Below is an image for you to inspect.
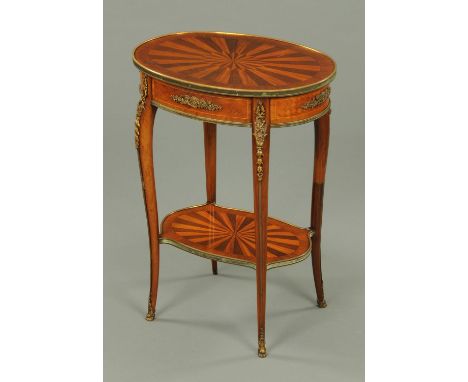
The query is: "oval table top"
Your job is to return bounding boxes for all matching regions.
[133,32,336,97]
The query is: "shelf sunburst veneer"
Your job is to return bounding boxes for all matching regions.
[159,204,312,270]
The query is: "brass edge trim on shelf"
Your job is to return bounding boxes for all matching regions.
[152,101,331,128]
[159,203,313,270]
[159,237,311,271]
[268,241,311,270]
[133,31,336,98]
[159,238,257,269]
[159,237,311,270]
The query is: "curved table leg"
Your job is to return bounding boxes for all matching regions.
[311,111,330,308]
[203,121,218,275]
[251,99,271,358]
[135,73,160,321]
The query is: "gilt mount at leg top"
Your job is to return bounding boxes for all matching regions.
[253,100,267,182]
[134,74,148,150]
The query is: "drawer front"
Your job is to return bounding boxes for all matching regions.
[151,79,251,125]
[270,86,331,126]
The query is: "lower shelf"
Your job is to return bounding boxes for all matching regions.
[159,204,312,270]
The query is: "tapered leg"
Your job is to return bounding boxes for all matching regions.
[203,122,218,275]
[135,73,160,321]
[251,99,271,358]
[310,111,330,308]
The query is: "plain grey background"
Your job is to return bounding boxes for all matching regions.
[104,0,363,381]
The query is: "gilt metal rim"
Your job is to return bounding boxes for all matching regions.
[133,31,336,98]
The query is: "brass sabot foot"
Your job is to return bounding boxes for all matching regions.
[317,299,327,308]
[145,311,155,321]
[258,338,267,358]
[258,328,267,358]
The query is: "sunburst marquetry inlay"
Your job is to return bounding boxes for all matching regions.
[160,205,311,268]
[134,32,335,95]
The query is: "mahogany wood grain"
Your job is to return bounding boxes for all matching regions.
[151,78,251,125]
[310,111,330,308]
[159,204,310,268]
[137,72,160,321]
[203,122,218,275]
[251,98,271,357]
[151,76,330,127]
[134,32,335,97]
[270,86,330,126]
[133,31,336,359]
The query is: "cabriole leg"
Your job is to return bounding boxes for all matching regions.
[135,73,160,321]
[311,111,330,308]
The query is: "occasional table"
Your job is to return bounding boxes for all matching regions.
[132,32,336,358]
